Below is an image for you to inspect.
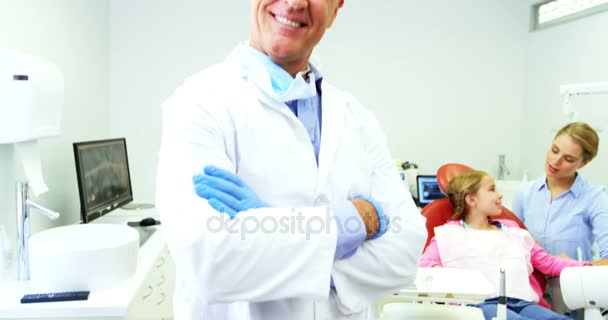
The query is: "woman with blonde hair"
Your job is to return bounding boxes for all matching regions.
[513,122,608,262]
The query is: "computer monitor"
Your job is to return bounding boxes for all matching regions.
[417,175,446,207]
[73,138,133,223]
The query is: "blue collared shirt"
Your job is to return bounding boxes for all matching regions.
[284,71,365,260]
[284,78,322,164]
[512,174,608,260]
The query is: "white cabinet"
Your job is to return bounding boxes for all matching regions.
[0,209,176,320]
[126,247,175,320]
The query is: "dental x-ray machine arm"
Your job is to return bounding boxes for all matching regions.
[560,266,608,320]
[560,82,608,121]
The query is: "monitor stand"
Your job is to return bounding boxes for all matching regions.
[121,202,155,210]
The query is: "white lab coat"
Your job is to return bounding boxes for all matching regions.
[156,44,427,320]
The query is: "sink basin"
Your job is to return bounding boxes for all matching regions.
[28,224,139,291]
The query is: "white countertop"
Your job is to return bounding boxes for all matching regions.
[0,208,165,319]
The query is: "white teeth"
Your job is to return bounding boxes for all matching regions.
[275,15,302,27]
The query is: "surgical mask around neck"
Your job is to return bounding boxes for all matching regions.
[241,45,318,102]
[280,69,317,102]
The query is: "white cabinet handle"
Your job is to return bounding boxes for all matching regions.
[142,285,154,300]
[155,256,166,268]
[156,292,166,305]
[156,275,166,287]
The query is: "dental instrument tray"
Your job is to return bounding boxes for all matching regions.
[399,267,494,304]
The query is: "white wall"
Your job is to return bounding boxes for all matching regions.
[0,1,110,242]
[317,0,528,177]
[521,8,608,186]
[110,0,529,203]
[109,0,249,202]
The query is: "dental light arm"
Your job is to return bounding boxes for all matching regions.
[560,82,608,121]
[560,266,608,320]
[560,82,608,96]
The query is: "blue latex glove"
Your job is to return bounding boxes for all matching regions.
[193,165,266,218]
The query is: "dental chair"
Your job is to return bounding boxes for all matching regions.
[421,163,550,309]
[372,163,553,319]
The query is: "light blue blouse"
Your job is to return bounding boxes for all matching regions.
[512,174,608,261]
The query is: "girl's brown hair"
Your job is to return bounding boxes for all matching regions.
[446,170,489,220]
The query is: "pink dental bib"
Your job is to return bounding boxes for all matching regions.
[434,223,539,302]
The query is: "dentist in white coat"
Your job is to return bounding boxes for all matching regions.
[156,0,426,319]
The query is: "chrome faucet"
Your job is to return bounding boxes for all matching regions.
[16,181,60,281]
[497,154,510,180]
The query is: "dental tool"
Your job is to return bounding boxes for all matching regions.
[493,268,507,320]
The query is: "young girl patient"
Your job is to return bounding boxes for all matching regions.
[419,170,590,320]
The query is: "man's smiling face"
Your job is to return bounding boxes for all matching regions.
[249,0,343,76]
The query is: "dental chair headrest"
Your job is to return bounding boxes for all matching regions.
[436,163,474,193]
